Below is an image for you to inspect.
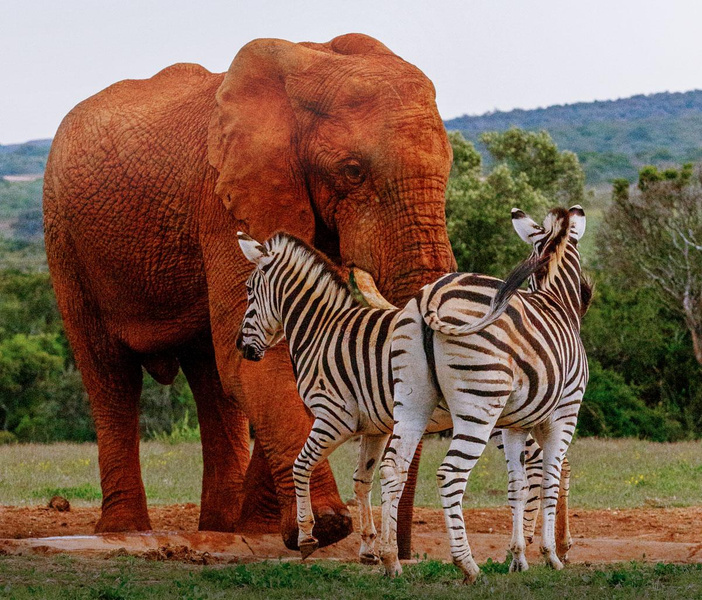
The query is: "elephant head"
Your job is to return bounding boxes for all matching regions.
[207,33,456,304]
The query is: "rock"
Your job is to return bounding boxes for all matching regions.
[48,496,70,512]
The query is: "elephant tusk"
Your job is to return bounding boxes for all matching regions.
[349,267,397,310]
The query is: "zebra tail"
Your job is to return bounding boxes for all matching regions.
[423,254,549,336]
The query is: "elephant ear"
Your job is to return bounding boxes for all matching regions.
[207,39,321,242]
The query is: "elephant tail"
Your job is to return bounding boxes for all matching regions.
[422,254,548,336]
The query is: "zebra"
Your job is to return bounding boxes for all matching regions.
[235,231,452,563]
[379,205,590,583]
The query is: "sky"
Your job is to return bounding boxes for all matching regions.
[1,0,701,144]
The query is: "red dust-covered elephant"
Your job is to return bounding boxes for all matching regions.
[43,34,456,553]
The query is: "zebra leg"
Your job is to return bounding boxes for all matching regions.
[354,434,390,565]
[492,430,542,545]
[293,419,351,559]
[523,435,543,544]
[379,394,437,577]
[502,428,530,572]
[379,427,425,578]
[532,422,573,571]
[436,417,496,584]
[555,455,572,562]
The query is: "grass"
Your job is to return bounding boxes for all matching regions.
[0,555,701,599]
[1,437,701,509]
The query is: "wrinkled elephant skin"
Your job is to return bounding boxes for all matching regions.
[43,34,456,550]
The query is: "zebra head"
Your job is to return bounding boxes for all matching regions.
[236,232,284,362]
[512,205,590,316]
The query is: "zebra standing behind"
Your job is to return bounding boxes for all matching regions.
[379,206,590,583]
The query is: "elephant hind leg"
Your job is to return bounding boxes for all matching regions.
[71,332,149,532]
[179,342,251,532]
[50,257,150,533]
[87,349,150,533]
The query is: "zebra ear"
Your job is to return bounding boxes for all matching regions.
[569,205,586,240]
[511,208,544,245]
[237,231,272,267]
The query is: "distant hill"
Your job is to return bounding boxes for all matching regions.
[4,90,702,184]
[444,90,702,183]
[0,139,52,177]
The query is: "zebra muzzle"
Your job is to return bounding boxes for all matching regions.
[241,345,263,362]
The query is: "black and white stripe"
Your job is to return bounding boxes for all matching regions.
[379,205,590,582]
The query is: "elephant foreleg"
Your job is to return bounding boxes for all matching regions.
[179,346,251,532]
[235,438,282,533]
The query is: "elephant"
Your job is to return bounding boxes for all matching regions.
[43,33,456,552]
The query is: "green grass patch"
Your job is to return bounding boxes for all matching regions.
[29,483,101,502]
[1,438,701,508]
[0,555,701,599]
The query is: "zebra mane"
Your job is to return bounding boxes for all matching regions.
[533,207,574,287]
[265,232,360,305]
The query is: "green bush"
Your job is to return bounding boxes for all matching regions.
[578,361,682,441]
[0,430,17,444]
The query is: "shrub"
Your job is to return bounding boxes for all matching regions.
[578,361,683,441]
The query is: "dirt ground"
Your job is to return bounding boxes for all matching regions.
[1,504,701,565]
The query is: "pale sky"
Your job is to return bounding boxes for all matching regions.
[1,0,701,144]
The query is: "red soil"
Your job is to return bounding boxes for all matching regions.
[1,504,701,565]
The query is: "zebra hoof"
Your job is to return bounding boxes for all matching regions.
[557,538,572,562]
[382,555,402,578]
[509,556,529,572]
[541,547,564,571]
[299,538,319,560]
[360,552,380,565]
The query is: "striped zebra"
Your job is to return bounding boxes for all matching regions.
[235,230,568,564]
[379,205,590,582]
[235,231,452,563]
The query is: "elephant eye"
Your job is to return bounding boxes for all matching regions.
[343,162,364,185]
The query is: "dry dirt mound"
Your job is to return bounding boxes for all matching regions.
[1,505,701,565]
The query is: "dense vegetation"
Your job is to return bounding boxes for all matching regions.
[445,130,701,441]
[445,90,702,183]
[0,128,700,443]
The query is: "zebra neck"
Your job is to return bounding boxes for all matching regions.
[279,270,356,356]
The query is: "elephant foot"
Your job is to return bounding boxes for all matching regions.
[198,509,239,533]
[95,509,151,533]
[281,502,353,551]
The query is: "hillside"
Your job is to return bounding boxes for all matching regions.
[444,90,702,183]
[3,90,702,184]
[0,139,52,176]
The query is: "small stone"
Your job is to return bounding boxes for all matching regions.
[48,496,70,512]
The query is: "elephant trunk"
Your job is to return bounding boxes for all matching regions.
[376,189,456,305]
